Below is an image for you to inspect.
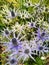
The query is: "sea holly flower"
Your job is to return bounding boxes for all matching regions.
[2,5,18,19]
[2,25,25,56]
[17,41,36,62]
[19,10,32,19]
[1,27,12,39]
[24,1,34,7]
[28,19,36,28]
[30,39,49,56]
[2,35,22,56]
[5,56,18,65]
[35,28,49,42]
[33,43,49,56]
[6,8,19,19]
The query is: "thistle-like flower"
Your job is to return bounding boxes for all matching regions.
[17,41,36,62]
[2,25,25,57]
[35,28,49,42]
[5,56,18,65]
[19,10,32,19]
[28,19,36,28]
[1,27,12,39]
[6,8,19,19]
[24,1,34,7]
[30,39,49,56]
[33,42,49,56]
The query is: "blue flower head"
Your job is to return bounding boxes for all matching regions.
[2,25,25,57]
[5,56,18,65]
[34,42,49,56]
[36,28,49,42]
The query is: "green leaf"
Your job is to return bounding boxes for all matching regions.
[31,0,39,4]
[0,21,5,31]
[24,58,36,65]
[35,56,44,65]
[44,0,49,6]
[24,56,44,65]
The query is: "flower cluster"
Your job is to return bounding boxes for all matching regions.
[1,21,49,65]
[0,0,49,65]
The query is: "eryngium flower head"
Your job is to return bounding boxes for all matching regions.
[28,19,36,28]
[17,41,36,62]
[5,56,18,65]
[2,25,25,57]
[19,10,32,19]
[5,8,19,19]
[33,42,49,56]
[1,27,11,37]
[35,28,49,42]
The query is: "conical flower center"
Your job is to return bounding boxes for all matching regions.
[31,23,33,26]
[11,11,15,17]
[10,59,16,64]
[12,38,18,46]
[28,3,30,6]
[5,30,9,35]
[39,46,43,50]
[41,32,45,36]
[24,49,29,54]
